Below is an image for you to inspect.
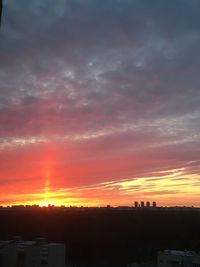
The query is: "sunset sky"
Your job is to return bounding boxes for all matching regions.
[0,0,200,207]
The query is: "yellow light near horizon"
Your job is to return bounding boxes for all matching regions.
[39,200,51,207]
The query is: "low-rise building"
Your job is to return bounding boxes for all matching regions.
[0,237,65,267]
[158,250,200,267]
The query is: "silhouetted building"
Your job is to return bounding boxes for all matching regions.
[134,201,139,208]
[0,238,65,267]
[146,201,150,208]
[153,201,157,208]
[134,200,158,209]
[141,201,145,208]
[158,250,200,267]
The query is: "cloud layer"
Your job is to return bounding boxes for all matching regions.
[0,0,200,206]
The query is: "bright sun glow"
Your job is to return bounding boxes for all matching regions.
[39,200,51,207]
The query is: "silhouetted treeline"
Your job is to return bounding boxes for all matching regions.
[0,209,200,267]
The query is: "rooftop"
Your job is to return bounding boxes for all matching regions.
[163,250,196,257]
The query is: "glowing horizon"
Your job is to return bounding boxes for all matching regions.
[1,166,200,207]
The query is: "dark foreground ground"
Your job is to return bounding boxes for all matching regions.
[0,208,200,267]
